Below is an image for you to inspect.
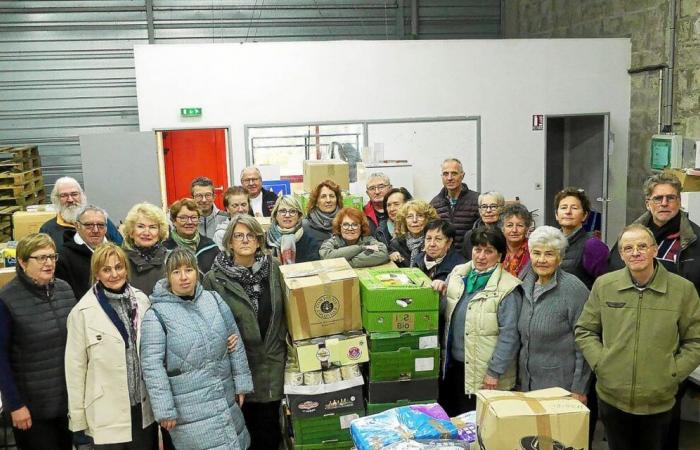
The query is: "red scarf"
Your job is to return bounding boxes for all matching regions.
[504,240,529,277]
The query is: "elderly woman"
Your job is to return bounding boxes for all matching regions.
[163,198,219,273]
[214,186,252,250]
[374,187,413,246]
[202,215,286,450]
[319,207,389,268]
[462,191,505,259]
[501,203,533,279]
[554,187,609,289]
[518,226,591,403]
[65,242,157,449]
[140,248,252,450]
[414,220,465,285]
[302,179,343,262]
[439,228,522,416]
[267,195,314,264]
[122,202,170,296]
[389,200,439,268]
[0,233,75,449]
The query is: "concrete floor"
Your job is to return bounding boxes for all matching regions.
[591,420,700,450]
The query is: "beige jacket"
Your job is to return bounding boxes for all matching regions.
[65,286,155,444]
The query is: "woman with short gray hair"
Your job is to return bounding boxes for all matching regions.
[462,191,505,259]
[518,226,591,404]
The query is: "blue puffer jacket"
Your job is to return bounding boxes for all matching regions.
[140,280,253,450]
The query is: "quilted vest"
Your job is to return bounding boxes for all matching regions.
[560,227,595,289]
[444,262,520,394]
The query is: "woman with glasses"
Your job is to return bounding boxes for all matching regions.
[0,233,76,449]
[374,187,413,247]
[122,203,170,296]
[163,198,219,273]
[389,200,439,268]
[553,188,609,290]
[501,204,534,280]
[215,186,253,250]
[202,215,286,450]
[266,195,313,264]
[302,180,344,262]
[462,191,505,259]
[65,242,157,449]
[319,207,389,268]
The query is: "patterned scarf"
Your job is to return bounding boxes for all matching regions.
[133,241,164,262]
[213,252,270,315]
[308,207,338,233]
[267,221,304,265]
[406,234,425,268]
[503,240,530,277]
[170,228,200,252]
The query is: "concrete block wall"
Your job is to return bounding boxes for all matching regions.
[505,0,700,221]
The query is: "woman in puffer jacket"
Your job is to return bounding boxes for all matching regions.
[140,248,253,450]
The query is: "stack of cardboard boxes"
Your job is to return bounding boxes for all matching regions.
[279,258,368,450]
[357,268,441,415]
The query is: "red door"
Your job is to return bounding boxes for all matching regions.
[162,129,228,209]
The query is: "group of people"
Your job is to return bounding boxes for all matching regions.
[0,158,699,450]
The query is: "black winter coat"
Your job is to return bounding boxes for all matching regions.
[163,235,220,274]
[298,219,331,263]
[55,230,93,299]
[413,249,466,281]
[430,183,480,249]
[389,235,412,268]
[124,244,168,296]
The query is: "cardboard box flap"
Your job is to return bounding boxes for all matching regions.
[280,258,356,286]
[477,388,589,419]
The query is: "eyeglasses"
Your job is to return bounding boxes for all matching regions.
[79,222,106,231]
[176,215,199,223]
[277,209,299,217]
[232,232,257,242]
[479,204,500,211]
[621,243,653,255]
[193,193,214,200]
[59,191,81,200]
[28,253,59,264]
[648,194,678,205]
[367,184,388,193]
[406,214,426,222]
[341,223,359,231]
[241,177,260,184]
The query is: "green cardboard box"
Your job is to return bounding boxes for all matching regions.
[296,191,364,213]
[368,346,440,381]
[368,331,439,352]
[293,441,354,450]
[366,399,434,415]
[358,268,439,333]
[291,409,364,445]
[367,378,439,404]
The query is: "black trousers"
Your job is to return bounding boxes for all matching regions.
[663,380,688,450]
[12,415,72,450]
[599,399,673,450]
[242,400,282,450]
[438,361,476,417]
[93,404,158,450]
[588,375,599,446]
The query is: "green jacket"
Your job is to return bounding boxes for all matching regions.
[575,264,700,414]
[202,257,287,403]
[318,235,389,268]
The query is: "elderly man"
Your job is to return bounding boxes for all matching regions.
[240,166,277,217]
[55,205,108,299]
[576,224,700,450]
[191,176,228,239]
[430,158,480,249]
[40,177,122,251]
[364,173,392,232]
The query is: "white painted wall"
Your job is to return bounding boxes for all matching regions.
[134,38,631,242]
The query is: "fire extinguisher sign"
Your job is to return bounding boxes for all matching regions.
[532,115,544,131]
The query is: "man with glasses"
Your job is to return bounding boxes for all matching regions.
[40,177,122,251]
[430,158,480,249]
[191,176,228,239]
[240,166,277,217]
[55,205,108,299]
[576,224,700,450]
[363,173,392,232]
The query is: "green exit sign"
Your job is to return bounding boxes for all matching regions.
[180,107,202,117]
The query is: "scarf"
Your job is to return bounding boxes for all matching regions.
[133,241,163,262]
[308,207,338,233]
[647,213,682,265]
[503,240,529,277]
[406,234,425,268]
[170,229,200,253]
[213,252,270,315]
[464,266,496,294]
[94,282,139,348]
[267,221,304,265]
[424,253,446,271]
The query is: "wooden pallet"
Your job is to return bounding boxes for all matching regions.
[0,179,43,197]
[0,156,41,172]
[0,169,42,186]
[0,187,45,207]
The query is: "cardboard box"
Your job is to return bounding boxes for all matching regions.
[291,411,363,446]
[358,268,439,333]
[255,216,271,232]
[288,332,369,373]
[12,210,56,240]
[295,191,364,214]
[303,160,350,192]
[367,378,439,404]
[476,388,589,450]
[368,331,439,352]
[287,383,364,418]
[0,267,16,288]
[368,347,440,382]
[670,169,700,192]
[280,258,361,341]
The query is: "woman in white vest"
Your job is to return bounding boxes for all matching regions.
[436,227,523,416]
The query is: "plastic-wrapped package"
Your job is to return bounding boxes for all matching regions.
[381,440,472,450]
[450,411,477,443]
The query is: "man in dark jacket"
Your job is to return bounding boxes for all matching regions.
[55,205,109,299]
[429,158,480,250]
[241,166,278,217]
[608,171,700,450]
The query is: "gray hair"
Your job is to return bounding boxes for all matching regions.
[501,203,533,228]
[528,226,568,258]
[366,172,391,187]
[222,214,266,257]
[643,171,682,198]
[240,166,262,180]
[164,247,199,283]
[441,158,464,174]
[478,191,505,206]
[76,204,108,223]
[50,176,85,207]
[190,176,214,193]
[617,223,655,247]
